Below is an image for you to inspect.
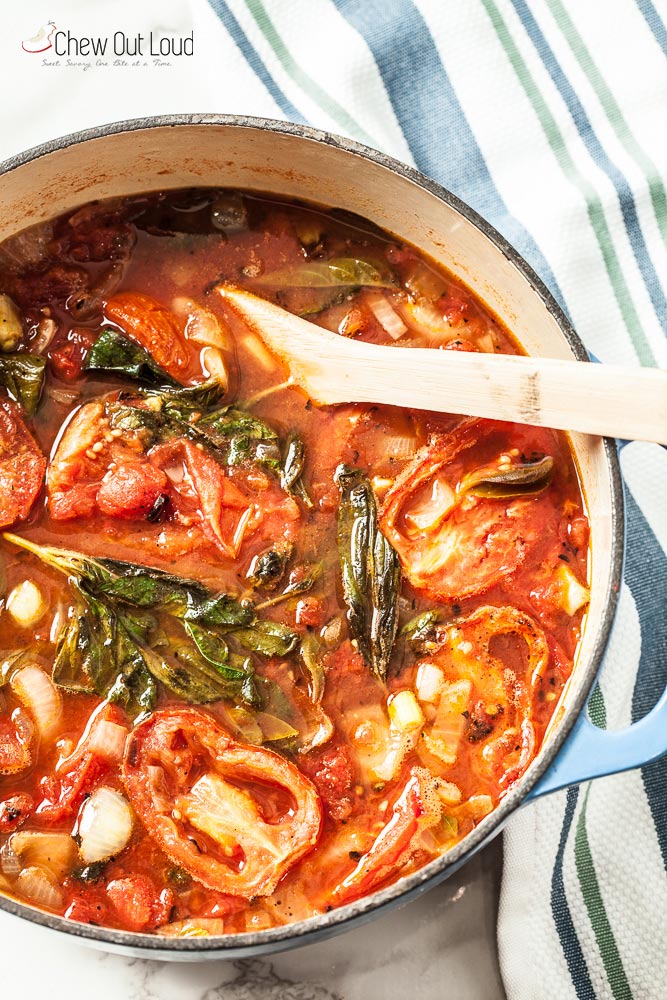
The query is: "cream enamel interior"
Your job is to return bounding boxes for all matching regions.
[0,120,611,770]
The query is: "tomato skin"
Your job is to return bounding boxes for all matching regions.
[0,398,46,529]
[0,711,34,776]
[149,439,253,558]
[0,793,33,832]
[380,419,557,603]
[49,329,96,381]
[444,337,478,352]
[300,744,355,821]
[329,768,431,907]
[104,292,190,377]
[123,708,323,898]
[36,753,109,824]
[62,880,110,926]
[106,875,174,932]
[97,462,169,520]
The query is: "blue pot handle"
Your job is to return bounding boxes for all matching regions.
[529,438,667,800]
[528,681,667,799]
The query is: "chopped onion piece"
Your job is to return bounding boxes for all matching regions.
[11,665,62,738]
[245,910,273,932]
[200,346,229,390]
[404,475,456,536]
[0,841,20,876]
[16,866,62,910]
[553,564,590,616]
[415,662,445,704]
[77,787,134,864]
[381,434,418,463]
[10,831,76,879]
[366,294,408,340]
[436,781,462,806]
[396,297,449,340]
[371,731,418,782]
[467,794,494,819]
[6,581,45,628]
[158,918,226,938]
[87,720,129,762]
[388,690,424,732]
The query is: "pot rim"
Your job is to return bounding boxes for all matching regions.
[0,113,625,955]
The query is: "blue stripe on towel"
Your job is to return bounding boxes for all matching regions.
[331,0,568,312]
[511,0,667,338]
[550,786,597,999]
[207,0,306,123]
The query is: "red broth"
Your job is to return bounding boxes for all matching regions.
[0,190,589,935]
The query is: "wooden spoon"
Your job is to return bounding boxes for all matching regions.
[217,286,667,444]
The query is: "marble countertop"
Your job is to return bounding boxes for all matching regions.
[0,840,505,998]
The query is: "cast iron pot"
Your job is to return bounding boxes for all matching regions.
[0,115,664,960]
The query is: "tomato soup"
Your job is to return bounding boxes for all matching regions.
[0,190,589,936]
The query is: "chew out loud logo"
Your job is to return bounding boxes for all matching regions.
[22,22,194,56]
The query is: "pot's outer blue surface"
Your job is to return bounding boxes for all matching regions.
[0,115,626,960]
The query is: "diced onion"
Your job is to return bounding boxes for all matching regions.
[436,781,462,806]
[366,294,408,340]
[372,731,418,783]
[404,475,456,537]
[427,679,473,764]
[11,665,62,738]
[553,564,590,616]
[200,346,229,390]
[10,831,76,879]
[158,918,226,938]
[388,690,424,732]
[396,297,449,341]
[0,841,20,877]
[87,720,129,763]
[77,787,134,864]
[415,662,445,704]
[381,434,418,463]
[6,581,45,628]
[16,866,62,910]
[245,910,273,932]
[467,794,494,819]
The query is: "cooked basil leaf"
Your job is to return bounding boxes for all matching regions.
[300,633,326,704]
[254,257,395,289]
[231,619,299,658]
[84,328,181,387]
[0,353,46,417]
[334,464,401,682]
[281,432,313,508]
[459,455,554,498]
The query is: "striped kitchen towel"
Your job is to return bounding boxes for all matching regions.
[193,5,667,997]
[4,1,667,996]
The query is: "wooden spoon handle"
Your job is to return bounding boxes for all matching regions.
[218,286,667,443]
[317,344,667,443]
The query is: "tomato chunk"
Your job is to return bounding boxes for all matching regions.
[0,398,45,529]
[380,419,558,602]
[97,462,169,520]
[149,440,254,558]
[106,875,174,932]
[329,768,438,906]
[36,752,109,824]
[104,292,190,378]
[0,711,34,776]
[0,793,33,831]
[123,708,322,898]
